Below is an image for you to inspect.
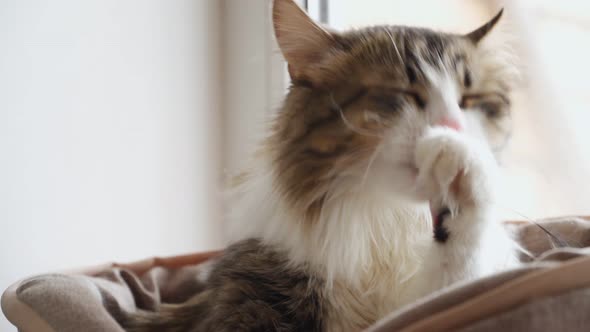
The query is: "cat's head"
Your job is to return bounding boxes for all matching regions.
[268,0,516,218]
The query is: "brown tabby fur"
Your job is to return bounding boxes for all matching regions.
[118,2,514,331]
[120,239,325,332]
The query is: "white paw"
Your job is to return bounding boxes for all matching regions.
[414,127,496,219]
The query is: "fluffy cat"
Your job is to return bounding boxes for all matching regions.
[120,0,520,331]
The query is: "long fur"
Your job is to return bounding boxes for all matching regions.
[119,1,522,331]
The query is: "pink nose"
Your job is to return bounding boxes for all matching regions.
[438,118,463,131]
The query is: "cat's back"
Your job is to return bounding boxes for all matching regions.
[193,238,326,331]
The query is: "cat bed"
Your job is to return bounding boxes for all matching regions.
[2,217,590,332]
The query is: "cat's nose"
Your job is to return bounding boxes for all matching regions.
[438,117,463,132]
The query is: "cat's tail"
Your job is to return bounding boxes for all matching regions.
[116,290,211,332]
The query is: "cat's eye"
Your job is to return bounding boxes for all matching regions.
[371,89,426,111]
[460,94,488,109]
[478,102,502,117]
[460,93,507,118]
[372,94,403,111]
[406,91,426,109]
[395,89,426,109]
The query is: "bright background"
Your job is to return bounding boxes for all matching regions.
[0,2,225,330]
[1,1,589,330]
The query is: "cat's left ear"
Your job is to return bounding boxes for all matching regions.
[273,0,337,83]
[465,9,504,44]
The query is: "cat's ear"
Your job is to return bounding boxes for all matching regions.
[465,9,503,44]
[273,0,337,82]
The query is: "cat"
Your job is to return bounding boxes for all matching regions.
[120,0,520,331]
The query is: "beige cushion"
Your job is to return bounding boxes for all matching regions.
[2,217,590,332]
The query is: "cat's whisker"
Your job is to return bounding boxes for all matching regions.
[324,148,375,179]
[383,27,405,67]
[492,203,571,248]
[361,144,383,189]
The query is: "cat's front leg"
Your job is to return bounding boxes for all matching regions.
[398,127,517,305]
[413,126,498,244]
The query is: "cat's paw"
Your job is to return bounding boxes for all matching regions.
[413,127,496,238]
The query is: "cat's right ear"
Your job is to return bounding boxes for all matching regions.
[273,0,337,84]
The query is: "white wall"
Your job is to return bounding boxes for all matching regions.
[0,1,223,330]
[222,0,287,174]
